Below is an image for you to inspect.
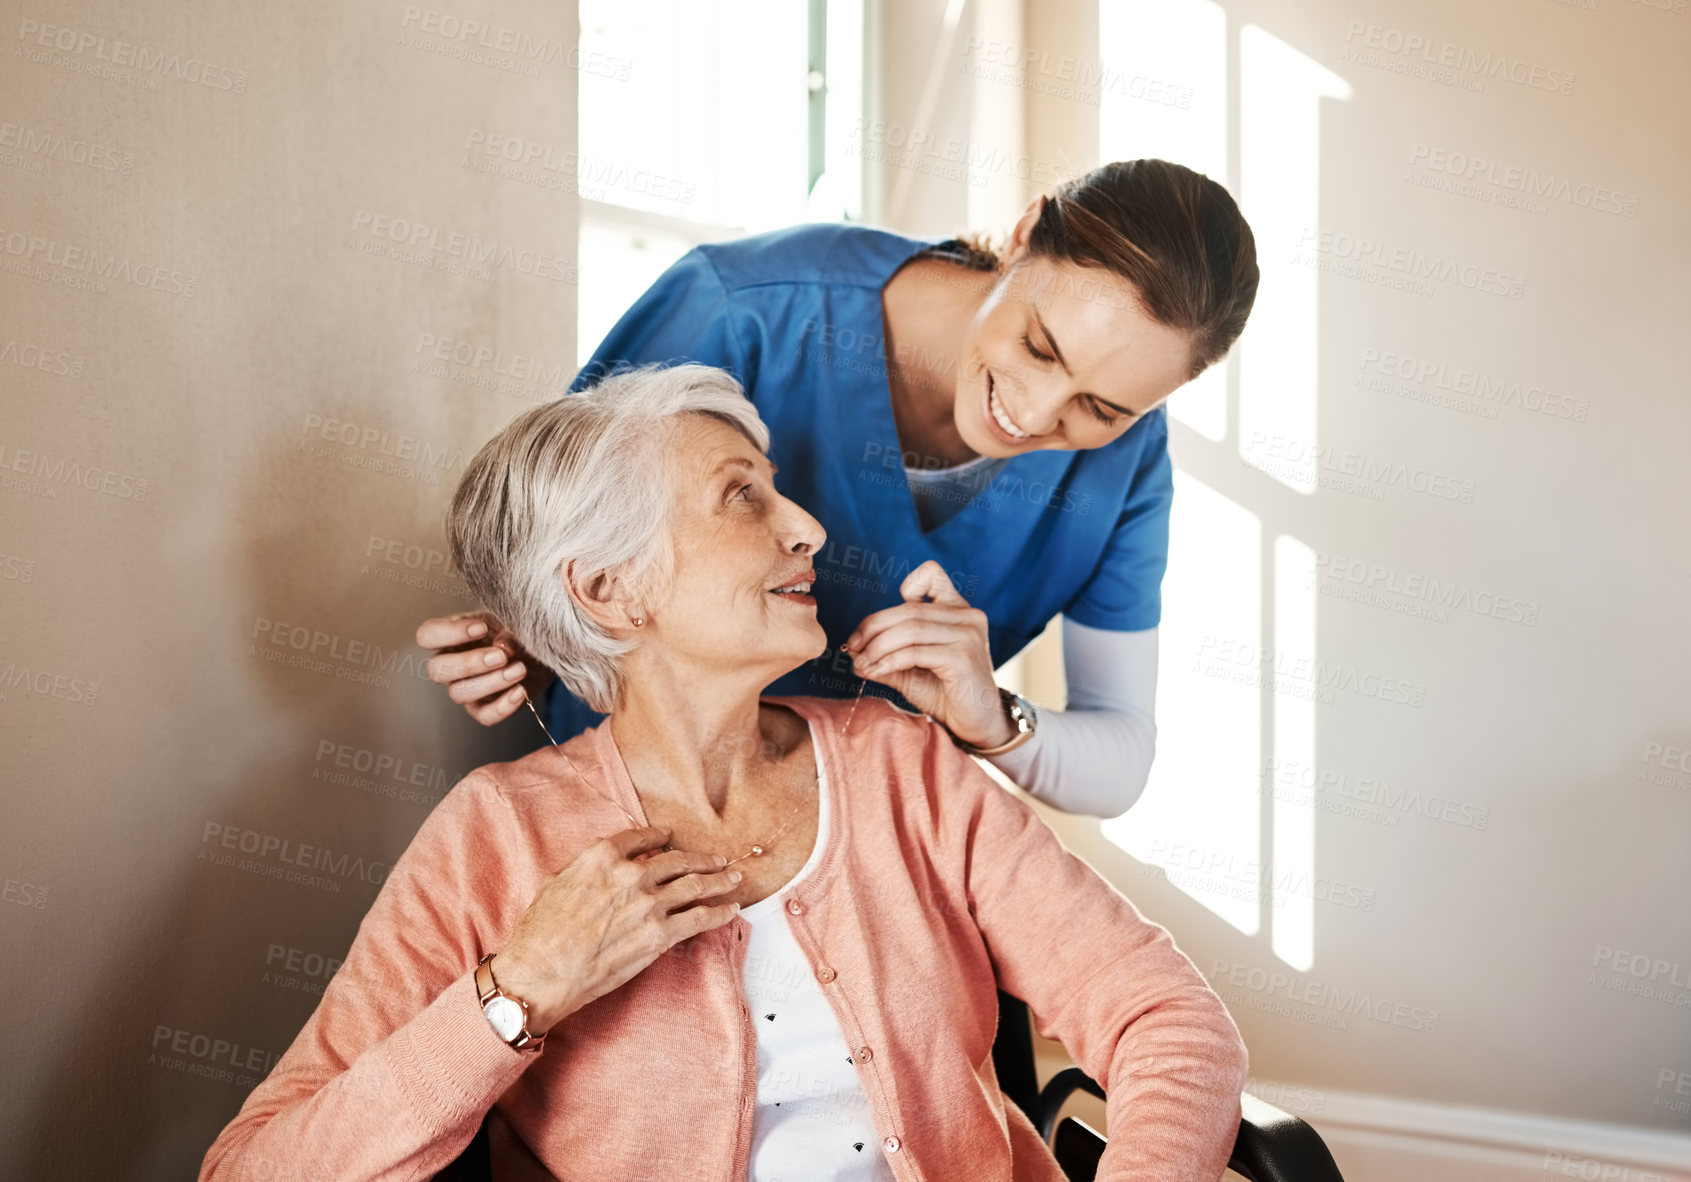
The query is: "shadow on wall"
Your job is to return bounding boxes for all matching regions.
[17,418,528,1180]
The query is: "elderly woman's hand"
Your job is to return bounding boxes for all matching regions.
[489,826,743,1033]
[842,561,1017,751]
[417,611,557,726]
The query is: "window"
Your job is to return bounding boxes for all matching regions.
[575,0,863,366]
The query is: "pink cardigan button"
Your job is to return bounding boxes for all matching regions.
[815,965,836,983]
[786,899,804,915]
[882,1136,901,1153]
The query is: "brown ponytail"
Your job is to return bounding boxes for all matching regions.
[961,160,1259,381]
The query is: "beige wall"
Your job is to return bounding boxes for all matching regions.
[1,0,577,1174]
[3,0,1689,1178]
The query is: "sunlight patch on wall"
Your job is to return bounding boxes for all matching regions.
[1237,24,1350,494]
[1100,0,1228,442]
[1104,471,1262,935]
[1272,533,1318,970]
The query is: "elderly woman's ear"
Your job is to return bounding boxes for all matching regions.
[561,559,647,634]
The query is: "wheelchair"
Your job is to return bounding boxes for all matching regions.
[992,990,1346,1181]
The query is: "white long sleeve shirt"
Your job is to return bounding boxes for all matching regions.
[986,620,1160,819]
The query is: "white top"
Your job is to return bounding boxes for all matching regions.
[740,747,898,1182]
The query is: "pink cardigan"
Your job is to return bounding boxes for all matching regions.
[201,695,1246,1181]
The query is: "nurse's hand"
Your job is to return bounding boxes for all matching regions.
[842,561,1017,750]
[417,610,556,726]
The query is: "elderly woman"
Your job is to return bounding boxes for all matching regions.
[201,364,1246,1182]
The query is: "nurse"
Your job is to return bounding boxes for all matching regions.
[418,159,1258,818]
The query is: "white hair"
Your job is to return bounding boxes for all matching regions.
[447,363,770,713]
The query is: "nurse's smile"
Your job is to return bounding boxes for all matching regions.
[985,372,1033,443]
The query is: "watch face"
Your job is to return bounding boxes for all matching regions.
[1010,694,1033,732]
[485,996,526,1042]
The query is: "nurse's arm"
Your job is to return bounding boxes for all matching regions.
[987,621,1158,818]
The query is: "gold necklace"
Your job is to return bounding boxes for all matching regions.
[525,681,868,866]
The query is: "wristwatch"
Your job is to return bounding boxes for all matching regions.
[475,953,546,1052]
[952,687,1038,757]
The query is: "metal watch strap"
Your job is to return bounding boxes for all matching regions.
[476,953,546,1052]
[953,687,1037,757]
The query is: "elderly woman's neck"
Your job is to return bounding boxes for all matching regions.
[609,678,804,815]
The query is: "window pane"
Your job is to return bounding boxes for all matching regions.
[579,0,811,230]
[576,219,694,369]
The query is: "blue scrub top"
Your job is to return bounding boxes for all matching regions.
[542,223,1173,741]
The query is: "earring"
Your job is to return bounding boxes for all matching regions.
[632,616,645,627]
